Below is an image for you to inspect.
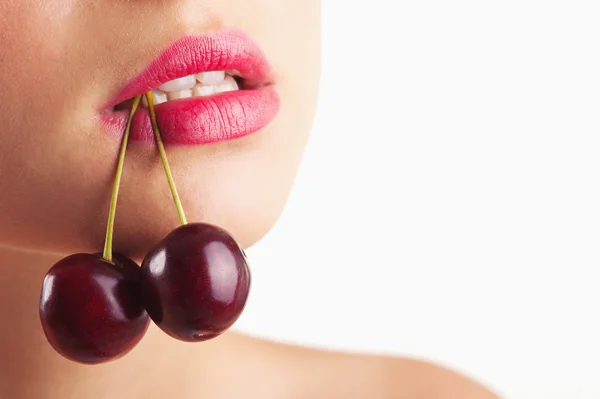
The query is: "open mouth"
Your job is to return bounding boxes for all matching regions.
[112,70,260,111]
[100,31,280,146]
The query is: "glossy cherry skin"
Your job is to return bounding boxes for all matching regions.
[140,223,251,342]
[39,253,150,364]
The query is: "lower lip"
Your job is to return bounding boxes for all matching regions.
[99,87,279,146]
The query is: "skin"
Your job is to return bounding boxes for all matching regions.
[0,1,501,398]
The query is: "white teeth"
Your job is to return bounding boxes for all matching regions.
[153,90,167,104]
[167,89,193,101]
[214,76,239,93]
[132,71,240,107]
[192,84,216,97]
[196,71,226,85]
[192,76,238,98]
[140,90,168,108]
[158,75,197,92]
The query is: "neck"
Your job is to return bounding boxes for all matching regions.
[0,245,234,399]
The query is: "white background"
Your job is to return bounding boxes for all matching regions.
[236,1,600,398]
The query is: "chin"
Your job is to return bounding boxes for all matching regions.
[95,191,285,263]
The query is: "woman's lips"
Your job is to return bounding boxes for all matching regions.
[99,31,280,146]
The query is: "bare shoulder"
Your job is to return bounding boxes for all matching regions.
[223,333,501,399]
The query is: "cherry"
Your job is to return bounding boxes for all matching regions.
[40,253,149,364]
[121,92,251,342]
[140,223,251,342]
[140,93,251,342]
[39,96,146,364]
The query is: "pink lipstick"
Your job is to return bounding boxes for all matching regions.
[100,31,280,146]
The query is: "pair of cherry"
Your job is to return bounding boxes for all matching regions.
[39,94,250,364]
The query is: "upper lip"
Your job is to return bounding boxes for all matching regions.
[102,30,273,110]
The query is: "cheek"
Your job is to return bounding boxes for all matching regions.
[0,2,73,105]
[0,2,77,187]
[0,1,120,253]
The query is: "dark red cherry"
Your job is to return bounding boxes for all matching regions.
[140,223,251,342]
[39,253,150,364]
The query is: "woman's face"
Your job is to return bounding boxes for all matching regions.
[0,1,320,259]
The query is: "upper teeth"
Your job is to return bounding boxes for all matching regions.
[145,71,239,106]
[196,71,226,85]
[158,75,197,92]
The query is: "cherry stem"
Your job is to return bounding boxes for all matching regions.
[102,96,142,263]
[145,92,188,226]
